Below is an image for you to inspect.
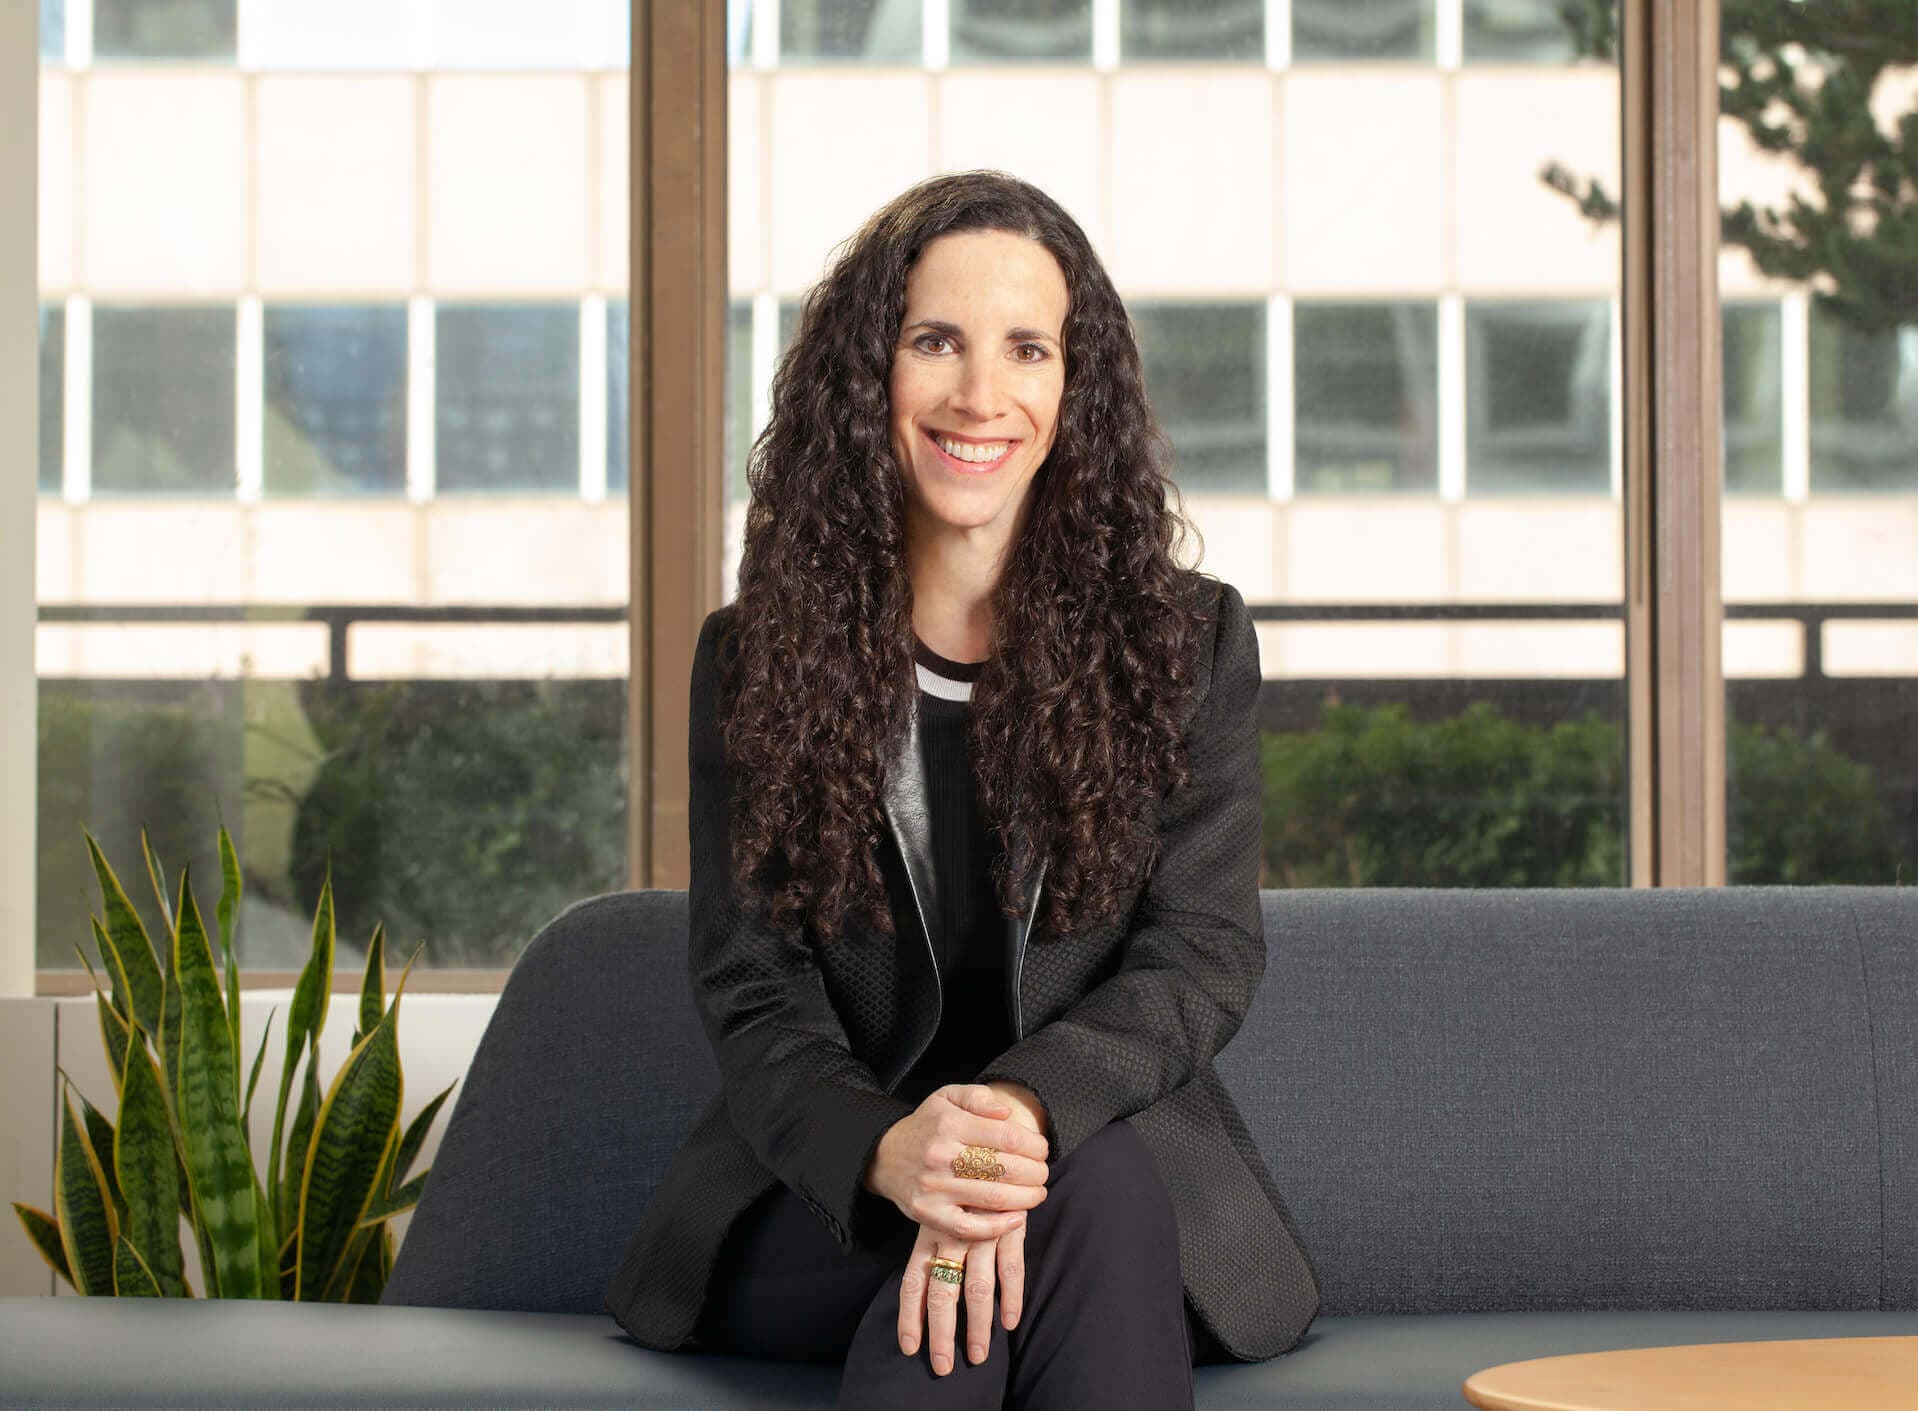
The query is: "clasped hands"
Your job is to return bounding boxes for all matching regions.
[864,1081,1051,1378]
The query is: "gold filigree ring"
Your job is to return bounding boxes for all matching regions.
[951,1144,1004,1181]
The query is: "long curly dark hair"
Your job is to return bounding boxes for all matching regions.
[724,169,1215,946]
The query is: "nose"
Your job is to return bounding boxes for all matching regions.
[947,353,1010,424]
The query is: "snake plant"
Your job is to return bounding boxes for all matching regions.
[11,825,455,1300]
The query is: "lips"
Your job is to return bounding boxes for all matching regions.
[924,426,1019,474]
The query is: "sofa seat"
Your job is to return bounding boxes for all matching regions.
[4,1298,1917,1410]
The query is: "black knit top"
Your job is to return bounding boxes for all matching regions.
[892,635,1014,1106]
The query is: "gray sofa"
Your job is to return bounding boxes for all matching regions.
[4,886,1914,1409]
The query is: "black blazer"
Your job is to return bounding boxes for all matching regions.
[604,572,1320,1361]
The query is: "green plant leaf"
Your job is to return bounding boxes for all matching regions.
[157,876,184,1113]
[96,992,132,1105]
[73,1088,123,1223]
[357,1172,427,1227]
[269,873,335,1234]
[141,829,174,942]
[11,1203,73,1290]
[252,1169,280,1301]
[55,1084,117,1296]
[172,870,262,1300]
[84,831,164,1037]
[357,922,385,1043]
[390,1081,455,1190]
[87,916,133,1031]
[242,1009,275,1134]
[281,1056,321,1241]
[217,824,244,1102]
[295,1011,402,1301]
[111,1237,163,1297]
[115,1037,186,1298]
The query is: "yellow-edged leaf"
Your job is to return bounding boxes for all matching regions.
[295,1016,401,1300]
[54,1085,116,1296]
[83,832,163,1036]
[173,870,261,1299]
[115,1038,186,1298]
[111,1237,163,1297]
[11,1203,73,1290]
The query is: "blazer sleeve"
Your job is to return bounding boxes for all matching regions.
[685,608,918,1255]
[976,579,1266,1165]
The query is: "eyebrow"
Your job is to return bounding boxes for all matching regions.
[904,318,1060,347]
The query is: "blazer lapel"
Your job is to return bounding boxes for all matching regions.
[881,688,940,992]
[882,688,1049,1048]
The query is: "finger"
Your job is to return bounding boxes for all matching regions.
[998,1222,1026,1332]
[949,1084,1011,1116]
[956,1111,1050,1164]
[927,1199,1029,1245]
[927,1239,965,1377]
[898,1225,936,1357]
[964,1237,997,1366]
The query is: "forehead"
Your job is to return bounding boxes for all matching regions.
[902,230,1068,330]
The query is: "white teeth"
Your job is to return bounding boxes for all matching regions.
[934,434,1012,464]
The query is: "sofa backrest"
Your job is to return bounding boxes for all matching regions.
[383,886,1917,1318]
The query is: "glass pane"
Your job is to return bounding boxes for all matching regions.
[608,299,629,494]
[95,0,236,60]
[782,0,920,63]
[1465,301,1611,494]
[1462,0,1578,64]
[1722,301,1781,496]
[729,0,1626,887]
[243,0,415,70]
[263,305,408,496]
[1123,0,1263,62]
[1294,302,1439,493]
[1292,0,1431,62]
[39,13,631,971]
[1135,303,1266,494]
[92,306,237,495]
[951,0,1093,63]
[1809,309,1918,493]
[435,304,580,494]
[40,0,65,60]
[726,301,753,503]
[39,305,63,493]
[1722,6,1917,884]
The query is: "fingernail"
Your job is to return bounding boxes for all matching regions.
[1004,1314,1018,1330]
[902,1339,917,1355]
[1010,1214,1025,1227]
[969,1344,985,1364]
[933,1355,951,1375]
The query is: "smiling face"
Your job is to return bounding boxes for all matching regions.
[888,228,1069,563]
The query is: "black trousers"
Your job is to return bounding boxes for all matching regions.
[691,1117,1232,1409]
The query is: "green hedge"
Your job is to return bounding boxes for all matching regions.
[39,688,1902,970]
[1261,701,1901,887]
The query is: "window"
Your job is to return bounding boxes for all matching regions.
[1294,302,1439,494]
[435,304,581,494]
[92,306,237,496]
[951,0,1093,64]
[1292,0,1431,62]
[1133,302,1266,495]
[781,0,921,63]
[263,305,408,497]
[1462,0,1579,64]
[608,300,629,494]
[726,301,753,503]
[40,0,65,60]
[39,305,63,494]
[1722,301,1782,496]
[94,0,237,61]
[1122,0,1262,62]
[1808,307,1918,492]
[1465,301,1611,494]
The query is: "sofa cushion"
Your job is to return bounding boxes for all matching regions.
[385,887,1918,1322]
[4,1299,1916,1409]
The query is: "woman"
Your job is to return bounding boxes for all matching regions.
[605,171,1319,1407]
